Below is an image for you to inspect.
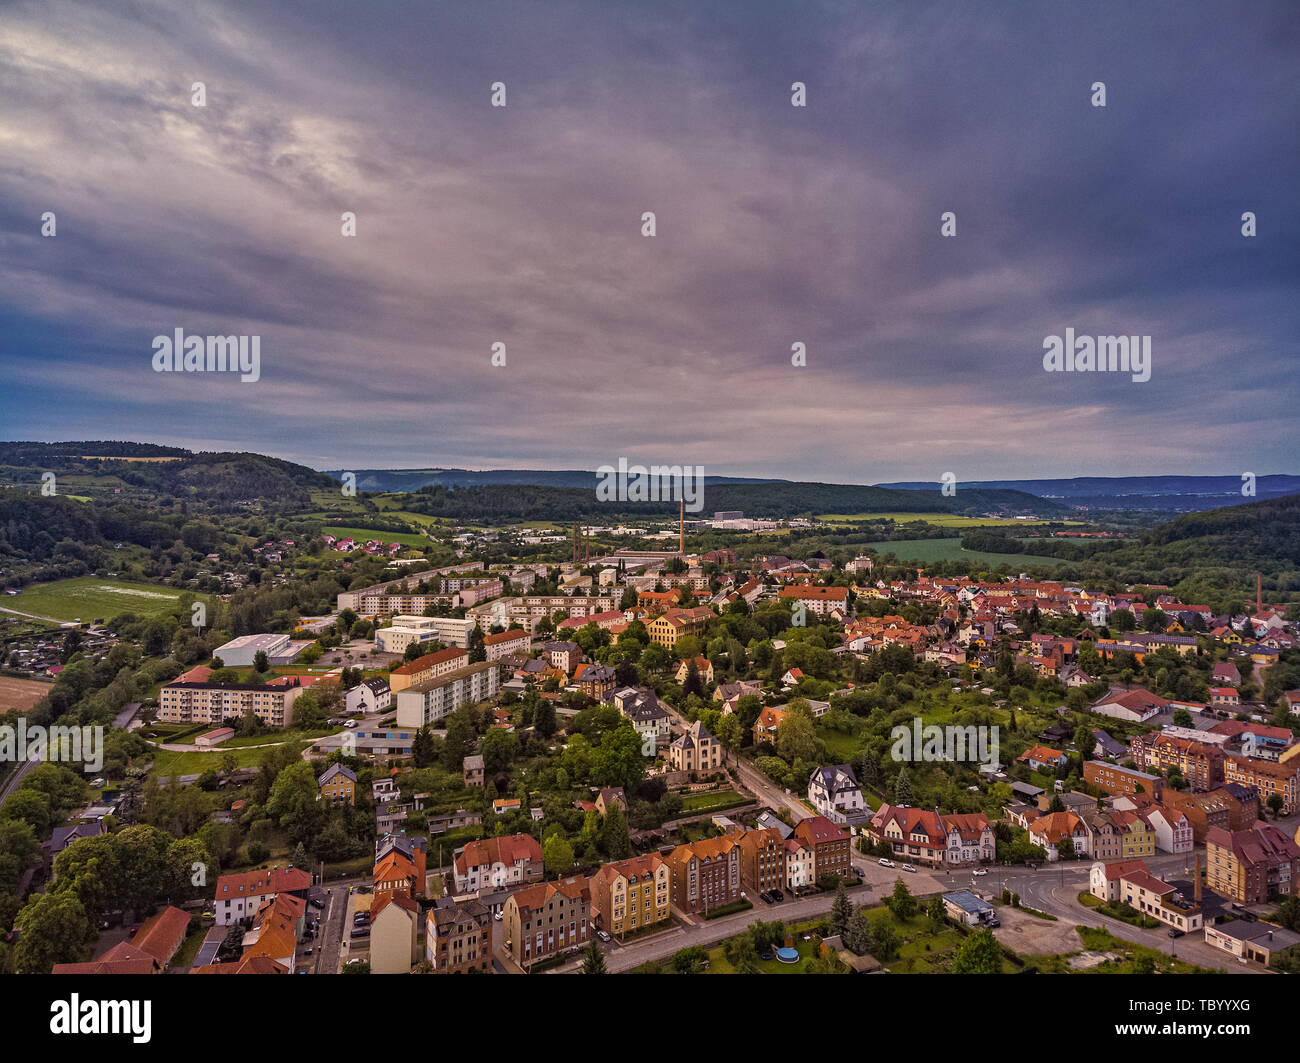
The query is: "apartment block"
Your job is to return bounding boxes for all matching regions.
[591,854,671,938]
[394,660,501,727]
[158,680,304,728]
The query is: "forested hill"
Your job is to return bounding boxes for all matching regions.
[0,443,336,509]
[399,481,1064,522]
[1145,492,1300,567]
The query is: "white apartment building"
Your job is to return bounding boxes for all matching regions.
[394,661,501,727]
[157,681,304,727]
[374,615,476,653]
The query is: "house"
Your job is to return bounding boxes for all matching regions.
[1212,661,1242,686]
[502,876,590,968]
[1088,859,1203,934]
[942,813,997,865]
[42,821,105,878]
[317,763,357,805]
[1091,729,1128,760]
[483,628,530,661]
[573,662,616,701]
[241,892,305,969]
[668,835,742,915]
[675,656,715,685]
[591,854,671,938]
[370,891,420,974]
[669,720,724,774]
[1130,733,1226,791]
[1223,754,1299,815]
[1027,811,1092,860]
[463,754,485,787]
[807,764,868,828]
[52,904,192,975]
[755,810,794,839]
[781,668,805,689]
[1017,744,1067,772]
[777,584,848,616]
[493,797,522,815]
[452,834,544,894]
[595,787,627,815]
[752,705,786,746]
[345,676,392,714]
[213,866,311,925]
[646,606,713,648]
[1083,761,1164,800]
[792,816,851,881]
[612,687,672,750]
[426,897,493,973]
[1141,805,1194,854]
[1206,823,1300,904]
[543,641,582,674]
[374,844,425,902]
[736,827,787,895]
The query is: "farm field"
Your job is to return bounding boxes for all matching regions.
[4,577,206,622]
[864,538,1067,567]
[320,525,429,548]
[818,512,1083,527]
[0,675,53,712]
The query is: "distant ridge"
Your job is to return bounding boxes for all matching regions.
[319,468,788,493]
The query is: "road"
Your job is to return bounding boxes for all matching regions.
[313,875,370,973]
[0,605,66,624]
[548,881,877,973]
[0,754,39,804]
[989,854,1259,974]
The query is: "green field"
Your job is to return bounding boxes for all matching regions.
[321,525,429,548]
[864,538,1067,568]
[819,512,1081,528]
[148,738,318,779]
[5,577,207,622]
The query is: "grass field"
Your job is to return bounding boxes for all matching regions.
[148,738,317,778]
[0,675,53,712]
[5,577,207,622]
[864,538,1067,568]
[819,512,1081,527]
[321,525,429,548]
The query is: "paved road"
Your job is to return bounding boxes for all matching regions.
[315,876,370,973]
[990,855,1258,974]
[0,605,66,624]
[0,754,39,804]
[548,881,877,973]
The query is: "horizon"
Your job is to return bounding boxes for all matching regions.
[3,1,1297,479]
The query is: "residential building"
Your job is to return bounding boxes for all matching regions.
[1142,805,1194,854]
[1027,811,1092,860]
[452,833,544,894]
[777,584,849,616]
[345,677,392,714]
[463,754,485,787]
[669,720,724,773]
[807,764,868,827]
[784,837,815,890]
[613,687,672,750]
[394,660,501,727]
[427,898,493,973]
[792,816,851,881]
[213,866,311,925]
[1088,859,1203,934]
[591,854,672,938]
[736,827,787,895]
[752,705,785,746]
[1017,744,1068,772]
[158,679,304,727]
[1224,754,1299,815]
[1206,823,1300,904]
[667,836,742,915]
[502,876,591,968]
[370,892,420,974]
[317,763,357,805]
[1083,760,1164,799]
[1130,733,1225,791]
[483,628,530,660]
[646,606,713,647]
[388,646,470,693]
[375,615,476,654]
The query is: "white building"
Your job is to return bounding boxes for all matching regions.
[394,661,501,727]
[213,632,291,668]
[1142,806,1194,854]
[807,765,867,826]
[374,615,476,654]
[345,677,391,714]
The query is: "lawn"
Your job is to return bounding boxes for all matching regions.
[5,577,208,622]
[863,538,1067,568]
[147,739,317,779]
[680,789,746,812]
[321,525,429,548]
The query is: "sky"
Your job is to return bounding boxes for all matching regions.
[1,0,1297,484]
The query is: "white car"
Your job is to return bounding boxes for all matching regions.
[878,858,895,868]
[902,864,917,873]
[972,867,988,876]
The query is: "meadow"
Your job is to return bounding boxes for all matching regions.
[5,577,206,622]
[863,537,1067,567]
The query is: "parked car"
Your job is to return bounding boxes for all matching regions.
[759,892,773,905]
[595,930,611,942]
[878,858,895,868]
[771,889,784,901]
[902,864,917,873]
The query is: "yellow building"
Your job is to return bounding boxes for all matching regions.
[591,854,671,938]
[1114,810,1156,858]
[317,763,357,805]
[647,606,712,648]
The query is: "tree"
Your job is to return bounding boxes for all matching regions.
[404,641,424,662]
[481,727,517,775]
[894,764,914,805]
[672,944,707,973]
[951,927,1003,974]
[581,937,607,974]
[926,894,947,931]
[12,891,93,973]
[591,722,646,792]
[266,761,325,845]
[253,649,269,673]
[871,920,900,961]
[776,712,817,764]
[1267,793,1285,818]
[843,909,874,955]
[1132,952,1156,974]
[441,706,478,770]
[599,804,633,860]
[828,881,852,938]
[886,880,916,921]
[714,712,742,765]
[412,725,437,768]
[533,700,557,739]
[543,834,575,878]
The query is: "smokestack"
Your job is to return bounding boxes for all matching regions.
[1194,851,1202,903]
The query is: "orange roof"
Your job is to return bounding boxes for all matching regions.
[484,629,528,645]
[391,646,468,675]
[131,905,191,964]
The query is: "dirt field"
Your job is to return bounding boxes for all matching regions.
[993,905,1083,955]
[0,675,53,712]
